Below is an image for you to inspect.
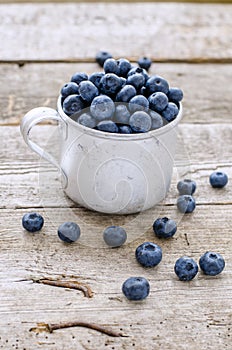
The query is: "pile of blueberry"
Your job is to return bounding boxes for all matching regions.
[60,52,183,134]
[22,171,228,301]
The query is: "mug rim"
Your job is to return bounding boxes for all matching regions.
[57,95,183,141]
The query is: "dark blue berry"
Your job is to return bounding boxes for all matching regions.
[177,195,196,213]
[103,226,127,247]
[115,85,137,103]
[162,102,179,122]
[199,251,225,276]
[100,73,122,96]
[103,58,120,75]
[177,179,196,195]
[122,277,150,301]
[153,217,177,239]
[127,67,149,83]
[127,73,145,90]
[63,94,85,116]
[22,212,44,233]
[96,51,113,67]
[135,242,162,267]
[174,256,198,281]
[128,95,149,113]
[61,82,79,98]
[78,81,99,104]
[114,104,130,124]
[71,72,88,85]
[78,113,96,128]
[90,95,115,121]
[146,75,169,95]
[89,72,105,89]
[209,171,228,188]
[150,111,164,130]
[117,58,132,77]
[129,111,152,133]
[137,57,152,71]
[168,87,183,103]
[120,77,127,88]
[148,92,168,112]
[58,222,81,243]
[118,124,133,134]
[96,120,119,133]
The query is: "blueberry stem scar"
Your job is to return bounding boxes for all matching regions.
[33,278,93,298]
[30,322,128,337]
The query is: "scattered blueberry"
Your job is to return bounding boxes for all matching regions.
[63,94,85,116]
[177,195,196,213]
[118,124,133,134]
[103,58,120,75]
[103,225,127,247]
[116,85,137,103]
[78,80,99,104]
[129,111,152,133]
[100,73,122,96]
[199,251,225,276]
[78,113,97,128]
[96,51,113,67]
[90,95,115,121]
[127,73,145,90]
[117,58,132,77]
[135,242,162,267]
[209,171,228,188]
[128,95,149,113]
[174,256,198,281]
[114,104,130,124]
[137,57,152,71]
[153,217,177,239]
[57,222,81,243]
[162,102,179,122]
[61,82,79,98]
[149,111,164,130]
[146,75,169,95]
[148,92,169,112]
[122,277,150,301]
[22,212,44,233]
[177,179,196,195]
[96,120,119,133]
[71,72,88,85]
[167,87,183,103]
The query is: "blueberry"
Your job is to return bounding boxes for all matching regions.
[128,95,149,113]
[122,277,150,301]
[78,81,99,104]
[174,256,198,281]
[137,57,152,71]
[177,195,196,213]
[100,73,122,96]
[117,58,132,77]
[71,72,88,85]
[148,92,169,112]
[177,179,196,195]
[153,217,177,239]
[57,222,81,243]
[96,120,119,133]
[114,104,130,124]
[127,67,149,83]
[168,87,183,103]
[162,102,179,122]
[103,58,120,75]
[61,82,79,98]
[96,51,113,67]
[120,77,127,88]
[129,111,152,133]
[199,251,225,276]
[135,242,162,267]
[78,113,97,128]
[90,95,115,121]
[209,171,228,188]
[118,124,133,134]
[149,111,164,130]
[63,94,85,116]
[146,75,169,95]
[22,212,44,233]
[103,226,127,247]
[115,85,137,103]
[127,73,145,90]
[89,72,105,89]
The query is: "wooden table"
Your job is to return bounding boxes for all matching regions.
[0,1,231,349]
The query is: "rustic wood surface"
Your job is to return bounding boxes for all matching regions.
[0,2,231,350]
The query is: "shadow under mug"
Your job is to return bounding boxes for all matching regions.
[20,97,183,214]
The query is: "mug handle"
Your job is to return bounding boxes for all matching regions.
[20,107,68,188]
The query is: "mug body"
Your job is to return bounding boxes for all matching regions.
[57,97,183,214]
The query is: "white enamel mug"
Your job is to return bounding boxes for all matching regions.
[20,97,183,214]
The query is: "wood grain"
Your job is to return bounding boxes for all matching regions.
[1,63,232,124]
[0,3,232,61]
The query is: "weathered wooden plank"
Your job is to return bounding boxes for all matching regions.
[1,63,232,124]
[0,3,232,61]
[0,124,231,209]
[0,205,231,349]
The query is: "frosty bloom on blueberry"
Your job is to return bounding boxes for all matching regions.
[122,277,150,301]
[22,212,44,233]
